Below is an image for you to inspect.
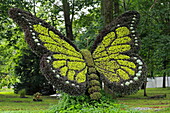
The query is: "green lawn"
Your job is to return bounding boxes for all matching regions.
[117,87,170,113]
[0,88,170,113]
[0,89,58,113]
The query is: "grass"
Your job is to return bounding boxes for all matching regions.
[0,88,58,113]
[117,87,170,112]
[0,88,170,113]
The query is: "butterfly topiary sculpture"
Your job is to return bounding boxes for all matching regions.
[9,8,147,100]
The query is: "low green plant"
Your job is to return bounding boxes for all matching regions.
[18,89,26,98]
[33,92,42,101]
[49,91,141,113]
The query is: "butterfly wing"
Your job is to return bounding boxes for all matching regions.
[9,8,87,95]
[92,11,147,95]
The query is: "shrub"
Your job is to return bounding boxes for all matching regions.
[33,92,42,101]
[48,91,142,113]
[18,89,26,98]
[14,49,55,95]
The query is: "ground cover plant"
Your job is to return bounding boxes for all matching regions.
[48,92,141,113]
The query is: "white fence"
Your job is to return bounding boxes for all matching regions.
[146,77,170,88]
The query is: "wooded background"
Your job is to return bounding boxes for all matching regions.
[0,0,169,94]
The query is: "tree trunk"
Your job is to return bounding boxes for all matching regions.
[62,0,74,40]
[114,0,119,14]
[163,73,166,88]
[143,81,147,96]
[141,78,147,96]
[122,0,126,11]
[101,0,116,98]
[33,0,36,16]
[163,60,167,88]
[101,0,113,26]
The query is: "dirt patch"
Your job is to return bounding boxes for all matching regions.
[118,97,170,100]
[150,106,169,108]
[4,96,19,98]
[118,98,147,100]
[0,100,5,102]
[12,100,31,103]
[133,106,169,111]
[146,103,169,105]
[133,107,153,110]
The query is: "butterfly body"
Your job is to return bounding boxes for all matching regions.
[9,8,147,100]
[80,49,102,99]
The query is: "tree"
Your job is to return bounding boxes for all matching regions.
[0,0,29,88]
[62,0,74,40]
[101,0,116,97]
[101,0,113,26]
[0,0,55,94]
[114,0,120,14]
[137,0,170,88]
[14,48,55,95]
